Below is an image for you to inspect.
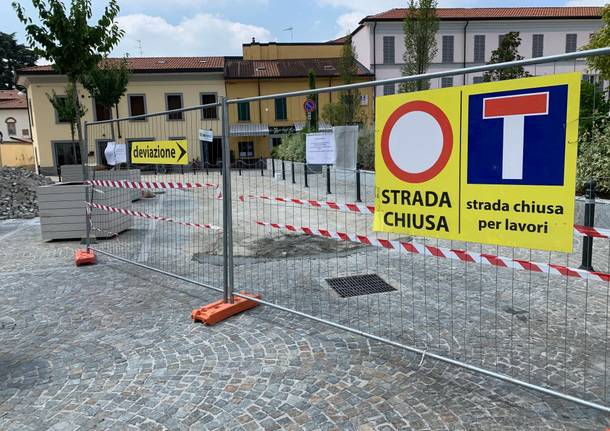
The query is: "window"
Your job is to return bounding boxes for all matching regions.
[53,95,70,123]
[441,77,453,88]
[128,95,147,119]
[94,98,112,122]
[532,34,544,58]
[22,129,29,136]
[383,36,395,64]
[498,34,506,47]
[473,76,485,84]
[583,74,603,92]
[200,93,217,119]
[383,84,395,96]
[238,141,254,158]
[6,119,16,136]
[272,137,282,148]
[566,34,577,53]
[275,97,287,120]
[166,94,183,120]
[442,35,454,63]
[474,35,486,63]
[238,101,250,122]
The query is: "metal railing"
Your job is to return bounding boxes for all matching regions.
[85,47,610,414]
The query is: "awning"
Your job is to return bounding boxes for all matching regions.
[294,121,332,132]
[230,123,269,137]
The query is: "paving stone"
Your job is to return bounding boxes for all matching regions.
[0,218,609,430]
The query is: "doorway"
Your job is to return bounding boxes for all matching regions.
[201,138,222,167]
[53,141,81,174]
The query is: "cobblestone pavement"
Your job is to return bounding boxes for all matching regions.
[1,218,610,430]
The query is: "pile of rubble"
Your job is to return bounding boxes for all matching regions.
[0,167,54,220]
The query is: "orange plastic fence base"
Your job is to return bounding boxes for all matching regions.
[192,292,261,325]
[74,249,96,267]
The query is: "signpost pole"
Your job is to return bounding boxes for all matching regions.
[221,97,235,304]
[580,180,596,271]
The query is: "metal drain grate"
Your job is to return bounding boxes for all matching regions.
[326,274,396,298]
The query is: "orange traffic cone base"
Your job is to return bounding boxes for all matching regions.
[192,292,261,325]
[74,249,97,266]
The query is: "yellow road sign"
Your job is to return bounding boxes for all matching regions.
[373,73,581,252]
[131,140,189,165]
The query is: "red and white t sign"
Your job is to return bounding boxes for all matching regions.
[483,92,549,180]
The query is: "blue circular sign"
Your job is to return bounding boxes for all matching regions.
[304,99,316,113]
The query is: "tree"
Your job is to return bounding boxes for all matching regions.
[483,32,530,82]
[322,35,364,126]
[13,0,124,164]
[82,58,130,137]
[583,5,610,82]
[579,79,609,134]
[577,121,610,196]
[400,0,438,93]
[307,69,318,131]
[0,32,38,89]
[47,84,87,142]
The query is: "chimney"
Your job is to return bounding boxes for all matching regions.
[252,37,256,44]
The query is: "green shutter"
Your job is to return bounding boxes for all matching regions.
[275,98,287,120]
[238,102,250,121]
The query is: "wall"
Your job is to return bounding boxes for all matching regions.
[0,108,31,141]
[357,18,602,90]
[22,72,226,174]
[243,43,343,60]
[226,77,375,159]
[0,142,34,169]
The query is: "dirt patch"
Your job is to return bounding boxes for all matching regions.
[251,233,367,258]
[192,233,412,266]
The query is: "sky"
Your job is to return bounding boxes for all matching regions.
[1,0,606,58]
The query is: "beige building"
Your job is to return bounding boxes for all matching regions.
[17,57,226,175]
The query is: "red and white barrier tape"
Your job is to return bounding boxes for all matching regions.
[239,194,375,214]
[241,194,610,240]
[256,221,610,283]
[573,224,610,239]
[88,202,222,231]
[86,179,219,190]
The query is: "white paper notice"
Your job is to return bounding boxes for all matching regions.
[199,129,214,142]
[306,132,336,165]
[114,143,127,164]
[104,142,127,166]
[104,142,117,166]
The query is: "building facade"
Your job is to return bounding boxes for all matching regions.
[17,42,374,174]
[225,42,374,164]
[0,90,34,169]
[0,90,31,143]
[17,58,226,175]
[351,7,603,95]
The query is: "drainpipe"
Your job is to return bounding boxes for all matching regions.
[462,20,470,85]
[372,22,377,97]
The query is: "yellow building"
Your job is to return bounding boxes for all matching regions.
[226,41,375,162]
[16,41,374,174]
[17,57,226,175]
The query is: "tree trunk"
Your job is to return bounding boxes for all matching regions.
[71,78,87,180]
[115,104,122,139]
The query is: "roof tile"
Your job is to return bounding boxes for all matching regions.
[225,58,372,79]
[18,56,225,74]
[362,7,603,22]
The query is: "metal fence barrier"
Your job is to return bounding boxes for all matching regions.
[85,47,610,413]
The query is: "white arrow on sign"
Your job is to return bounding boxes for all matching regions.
[483,92,549,180]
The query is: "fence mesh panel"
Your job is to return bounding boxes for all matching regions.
[84,52,610,412]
